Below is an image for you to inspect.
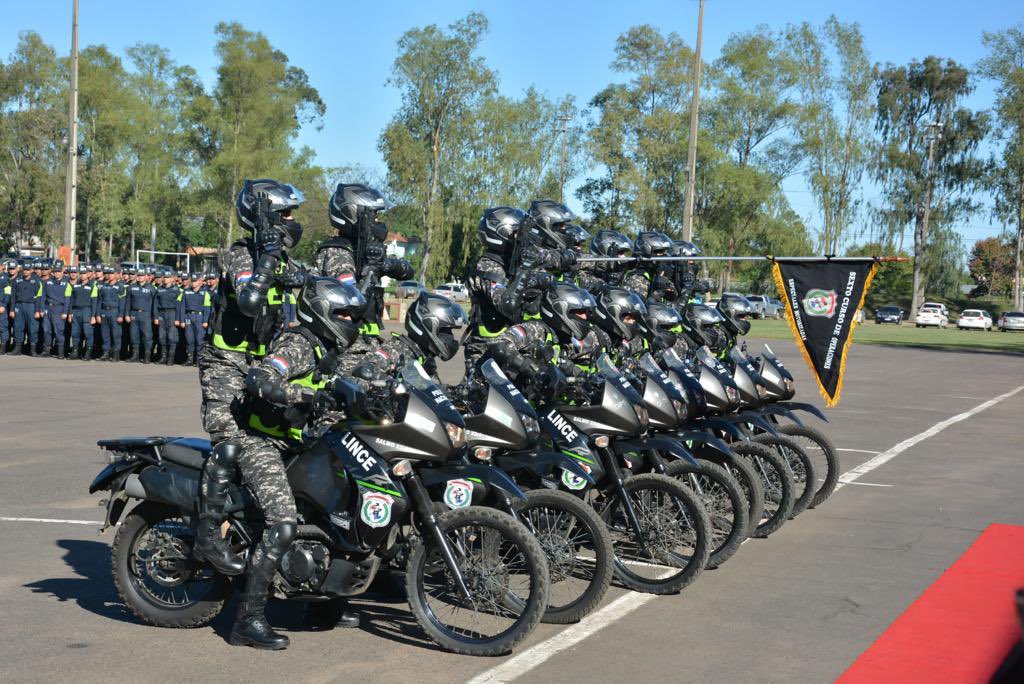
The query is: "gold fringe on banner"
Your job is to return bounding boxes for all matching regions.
[770,261,878,408]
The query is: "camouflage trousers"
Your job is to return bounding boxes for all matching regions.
[235,430,297,526]
[197,345,250,444]
[197,345,296,526]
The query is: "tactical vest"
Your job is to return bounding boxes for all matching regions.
[209,240,288,358]
[467,254,513,338]
[246,328,329,441]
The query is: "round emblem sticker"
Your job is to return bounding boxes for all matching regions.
[561,463,591,491]
[443,479,474,509]
[360,492,394,528]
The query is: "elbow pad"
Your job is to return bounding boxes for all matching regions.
[237,254,278,317]
[245,367,289,406]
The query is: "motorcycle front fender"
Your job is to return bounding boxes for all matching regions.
[612,436,699,467]
[730,411,779,436]
[495,451,594,485]
[776,401,829,423]
[698,416,748,441]
[418,463,528,502]
[758,404,803,426]
[673,430,733,458]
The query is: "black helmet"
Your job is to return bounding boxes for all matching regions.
[406,292,466,361]
[190,272,201,281]
[565,223,592,252]
[328,183,391,238]
[102,265,114,275]
[53,259,65,271]
[4,259,16,269]
[635,231,673,258]
[593,287,648,341]
[591,230,633,258]
[525,199,576,249]
[672,240,700,257]
[540,283,596,340]
[478,206,525,254]
[38,260,52,271]
[296,277,367,349]
[645,302,684,349]
[236,179,305,247]
[717,295,753,335]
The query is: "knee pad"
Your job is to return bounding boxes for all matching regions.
[210,440,241,468]
[266,521,296,555]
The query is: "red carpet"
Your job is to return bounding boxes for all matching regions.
[840,523,1024,683]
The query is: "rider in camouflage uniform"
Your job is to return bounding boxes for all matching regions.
[622,231,677,302]
[226,277,367,650]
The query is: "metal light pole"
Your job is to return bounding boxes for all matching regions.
[63,0,79,264]
[681,0,705,242]
[557,114,571,203]
[911,121,943,318]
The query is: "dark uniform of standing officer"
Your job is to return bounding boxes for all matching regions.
[126,268,157,363]
[0,259,14,354]
[67,266,98,360]
[10,261,43,355]
[181,273,211,366]
[41,260,69,358]
[155,272,182,365]
[97,266,127,361]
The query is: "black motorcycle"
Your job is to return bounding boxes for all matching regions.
[89,360,550,656]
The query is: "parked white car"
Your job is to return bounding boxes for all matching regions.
[433,282,469,301]
[745,295,781,319]
[997,311,1024,332]
[956,309,993,330]
[915,305,948,328]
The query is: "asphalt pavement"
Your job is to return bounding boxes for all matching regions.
[0,337,1022,683]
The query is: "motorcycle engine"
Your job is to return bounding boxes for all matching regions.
[279,540,331,592]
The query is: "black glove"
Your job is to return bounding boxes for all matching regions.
[276,267,307,289]
[364,243,386,264]
[382,256,413,280]
[527,271,554,290]
[256,227,284,256]
[559,249,578,271]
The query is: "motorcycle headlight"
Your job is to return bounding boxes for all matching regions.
[472,446,492,462]
[783,378,794,393]
[671,399,686,419]
[756,384,767,399]
[725,386,740,403]
[445,423,466,449]
[633,404,649,426]
[521,415,540,439]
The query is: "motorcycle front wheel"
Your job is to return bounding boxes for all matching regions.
[111,502,233,628]
[405,506,550,656]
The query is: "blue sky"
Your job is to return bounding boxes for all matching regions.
[4,0,1022,250]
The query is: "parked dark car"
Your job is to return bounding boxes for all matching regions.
[874,305,904,325]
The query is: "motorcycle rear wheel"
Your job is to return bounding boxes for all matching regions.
[730,442,794,538]
[111,503,232,628]
[776,424,839,507]
[663,460,748,569]
[754,434,817,518]
[406,506,549,656]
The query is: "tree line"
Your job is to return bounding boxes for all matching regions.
[2,14,1022,309]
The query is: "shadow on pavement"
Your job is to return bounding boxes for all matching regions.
[24,539,137,624]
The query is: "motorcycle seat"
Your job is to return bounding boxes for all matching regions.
[97,436,170,450]
[160,438,212,470]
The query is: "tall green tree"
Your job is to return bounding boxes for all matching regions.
[578,25,695,233]
[978,23,1024,310]
[967,235,1016,297]
[380,12,495,284]
[789,16,875,254]
[183,22,325,249]
[873,56,989,315]
[0,32,66,252]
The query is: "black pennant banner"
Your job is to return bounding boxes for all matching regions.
[771,258,877,407]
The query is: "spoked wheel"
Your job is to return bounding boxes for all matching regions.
[776,424,839,507]
[515,489,613,624]
[754,434,817,518]
[406,506,549,656]
[599,474,710,595]
[731,442,794,538]
[663,459,748,569]
[111,503,232,628]
[698,453,765,538]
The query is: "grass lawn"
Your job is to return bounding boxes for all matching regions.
[748,318,1024,355]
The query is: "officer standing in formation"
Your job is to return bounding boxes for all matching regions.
[181,273,211,366]
[155,271,182,365]
[127,268,157,363]
[40,260,68,358]
[10,259,43,355]
[0,259,13,354]
[97,266,127,361]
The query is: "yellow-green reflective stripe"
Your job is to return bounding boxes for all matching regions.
[523,312,540,321]
[359,323,381,336]
[477,325,506,338]
[267,287,284,305]
[248,413,285,437]
[212,333,266,356]
[355,479,402,497]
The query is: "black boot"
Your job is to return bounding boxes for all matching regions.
[163,346,173,366]
[305,598,360,630]
[26,344,36,357]
[129,348,139,362]
[56,347,65,359]
[143,347,151,364]
[230,529,293,650]
[194,443,246,576]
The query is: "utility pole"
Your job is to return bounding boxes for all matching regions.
[681,0,705,242]
[911,121,943,318]
[557,114,571,203]
[63,0,80,265]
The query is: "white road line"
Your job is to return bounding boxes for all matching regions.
[836,480,893,488]
[467,383,1024,684]
[0,516,100,525]
[835,384,1024,492]
[837,448,880,455]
